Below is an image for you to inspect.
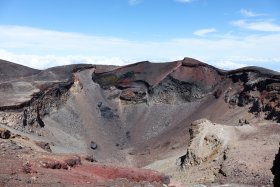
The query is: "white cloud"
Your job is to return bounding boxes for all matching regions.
[240,9,262,17]
[0,25,141,57]
[214,60,248,70]
[193,28,217,37]
[175,0,192,3]
[0,49,132,69]
[209,56,280,70]
[0,25,280,70]
[232,19,280,32]
[128,0,141,6]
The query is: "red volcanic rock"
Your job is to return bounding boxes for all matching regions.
[22,162,32,174]
[93,60,182,87]
[170,58,222,89]
[76,164,170,185]
[92,58,223,101]
[0,138,169,186]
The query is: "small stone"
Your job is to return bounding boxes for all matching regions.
[85,155,97,162]
[97,102,102,108]
[90,141,98,150]
[0,128,11,139]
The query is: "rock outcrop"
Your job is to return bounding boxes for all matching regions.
[182,119,234,168]
[170,119,278,186]
[225,67,280,122]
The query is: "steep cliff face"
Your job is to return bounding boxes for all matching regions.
[92,58,223,104]
[225,67,280,122]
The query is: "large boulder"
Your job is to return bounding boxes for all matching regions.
[183,119,236,168]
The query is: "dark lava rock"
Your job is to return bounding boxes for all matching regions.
[120,88,147,103]
[42,161,65,169]
[97,101,102,108]
[214,88,222,99]
[36,106,45,128]
[272,146,280,186]
[90,141,98,150]
[23,109,28,127]
[238,119,248,126]
[99,106,115,119]
[161,175,171,185]
[85,155,97,162]
[22,163,32,174]
[64,156,81,167]
[126,131,131,139]
[35,141,52,152]
[0,128,11,139]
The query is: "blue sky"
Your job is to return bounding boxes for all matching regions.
[0,0,280,70]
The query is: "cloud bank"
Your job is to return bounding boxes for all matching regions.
[0,25,280,70]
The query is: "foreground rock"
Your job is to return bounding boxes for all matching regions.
[147,119,280,186]
[183,119,235,168]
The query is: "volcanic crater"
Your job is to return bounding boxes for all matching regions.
[0,58,280,186]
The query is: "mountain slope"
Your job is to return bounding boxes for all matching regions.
[0,59,41,83]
